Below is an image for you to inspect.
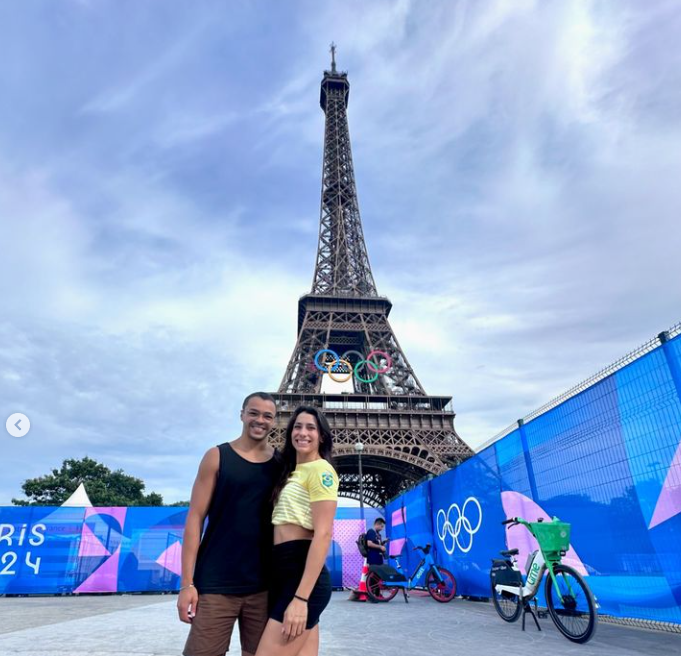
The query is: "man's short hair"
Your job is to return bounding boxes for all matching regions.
[242,392,277,410]
[374,517,386,526]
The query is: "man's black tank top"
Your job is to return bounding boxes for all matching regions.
[193,441,281,594]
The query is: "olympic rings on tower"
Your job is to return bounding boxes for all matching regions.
[312,349,392,383]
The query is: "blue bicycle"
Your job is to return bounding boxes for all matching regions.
[365,544,457,603]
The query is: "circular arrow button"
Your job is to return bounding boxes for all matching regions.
[6,413,30,437]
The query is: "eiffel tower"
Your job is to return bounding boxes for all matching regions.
[271,46,473,505]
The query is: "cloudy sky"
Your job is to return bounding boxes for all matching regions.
[1,0,679,505]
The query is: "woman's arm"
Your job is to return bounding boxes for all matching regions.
[281,499,336,640]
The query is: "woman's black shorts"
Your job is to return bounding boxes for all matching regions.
[269,540,332,630]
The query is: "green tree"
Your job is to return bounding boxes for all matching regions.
[12,457,164,507]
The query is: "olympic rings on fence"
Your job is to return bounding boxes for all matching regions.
[436,497,483,555]
[311,349,392,382]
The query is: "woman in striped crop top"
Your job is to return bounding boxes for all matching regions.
[255,405,338,656]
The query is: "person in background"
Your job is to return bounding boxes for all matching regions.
[366,517,388,566]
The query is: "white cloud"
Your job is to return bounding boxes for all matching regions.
[153,112,241,148]
[79,16,214,116]
[1,0,680,503]
[0,166,97,319]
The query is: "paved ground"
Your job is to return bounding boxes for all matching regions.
[0,592,679,656]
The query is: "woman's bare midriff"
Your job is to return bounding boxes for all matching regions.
[274,523,314,545]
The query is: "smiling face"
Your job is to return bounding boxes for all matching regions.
[291,411,321,459]
[240,397,276,442]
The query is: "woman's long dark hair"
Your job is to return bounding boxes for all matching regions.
[272,405,334,503]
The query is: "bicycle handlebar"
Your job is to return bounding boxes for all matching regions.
[502,516,557,529]
[501,517,532,529]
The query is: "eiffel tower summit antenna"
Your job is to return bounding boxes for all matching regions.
[271,51,473,505]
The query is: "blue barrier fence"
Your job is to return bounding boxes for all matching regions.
[0,506,380,594]
[387,326,681,625]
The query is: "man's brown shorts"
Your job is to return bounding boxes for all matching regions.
[183,591,268,656]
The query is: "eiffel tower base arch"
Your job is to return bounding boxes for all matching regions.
[270,392,472,507]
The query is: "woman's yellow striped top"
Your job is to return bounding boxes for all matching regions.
[272,459,339,530]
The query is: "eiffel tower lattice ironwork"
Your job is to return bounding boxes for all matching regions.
[271,47,473,506]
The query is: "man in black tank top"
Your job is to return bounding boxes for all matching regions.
[179,392,282,656]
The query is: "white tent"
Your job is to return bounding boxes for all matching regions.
[61,482,93,507]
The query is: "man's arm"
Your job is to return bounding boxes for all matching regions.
[366,530,385,552]
[177,447,219,623]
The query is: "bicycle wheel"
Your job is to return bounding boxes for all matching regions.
[545,563,597,643]
[490,579,522,622]
[365,571,398,602]
[426,567,457,602]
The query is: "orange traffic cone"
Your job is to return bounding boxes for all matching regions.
[349,558,369,601]
[358,558,369,601]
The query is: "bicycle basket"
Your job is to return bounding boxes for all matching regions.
[368,564,407,583]
[529,518,570,554]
